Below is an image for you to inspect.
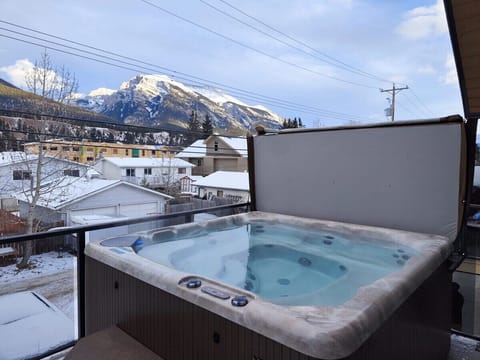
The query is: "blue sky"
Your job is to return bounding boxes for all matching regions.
[0,0,463,128]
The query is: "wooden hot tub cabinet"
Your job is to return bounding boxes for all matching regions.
[85,256,451,360]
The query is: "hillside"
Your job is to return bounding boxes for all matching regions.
[0,80,115,123]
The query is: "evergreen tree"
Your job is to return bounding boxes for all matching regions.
[202,113,214,138]
[293,117,298,128]
[298,118,303,128]
[187,110,201,143]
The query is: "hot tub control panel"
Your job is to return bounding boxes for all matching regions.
[182,278,250,306]
[201,286,231,300]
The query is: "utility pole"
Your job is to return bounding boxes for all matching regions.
[380,83,409,121]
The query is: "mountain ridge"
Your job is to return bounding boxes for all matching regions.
[71,74,282,132]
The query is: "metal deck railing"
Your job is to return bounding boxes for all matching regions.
[0,202,249,359]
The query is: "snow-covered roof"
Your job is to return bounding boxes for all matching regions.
[70,214,129,225]
[0,291,74,360]
[175,140,206,158]
[0,152,89,168]
[190,176,204,183]
[100,157,195,168]
[0,152,37,166]
[194,171,249,191]
[217,136,248,157]
[15,176,172,209]
[176,136,248,158]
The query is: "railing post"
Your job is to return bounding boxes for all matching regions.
[77,231,86,338]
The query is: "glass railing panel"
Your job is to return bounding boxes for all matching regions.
[0,235,78,359]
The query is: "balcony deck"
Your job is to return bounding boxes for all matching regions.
[0,203,479,360]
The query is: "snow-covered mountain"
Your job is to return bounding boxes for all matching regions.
[71,74,282,131]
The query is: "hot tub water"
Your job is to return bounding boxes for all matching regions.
[136,222,416,306]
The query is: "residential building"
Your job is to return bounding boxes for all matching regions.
[0,151,89,209]
[179,175,203,196]
[15,176,173,228]
[195,171,249,202]
[24,140,173,165]
[94,157,195,189]
[176,135,248,176]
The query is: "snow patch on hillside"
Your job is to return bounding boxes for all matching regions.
[88,87,116,97]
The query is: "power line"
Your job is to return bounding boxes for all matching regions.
[201,0,393,84]
[138,0,378,89]
[394,99,417,118]
[407,87,435,116]
[199,0,379,81]
[0,23,373,123]
[0,108,245,139]
[0,132,248,154]
[398,92,431,118]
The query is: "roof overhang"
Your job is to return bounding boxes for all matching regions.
[444,0,480,119]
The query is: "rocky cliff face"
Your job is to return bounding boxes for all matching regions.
[71,74,282,131]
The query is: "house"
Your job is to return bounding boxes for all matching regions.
[24,140,173,165]
[195,171,249,202]
[15,175,173,228]
[178,175,203,196]
[176,135,248,176]
[93,157,195,189]
[0,152,89,210]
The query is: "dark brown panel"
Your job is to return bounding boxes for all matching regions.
[446,0,480,118]
[85,256,450,360]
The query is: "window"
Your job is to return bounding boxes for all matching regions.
[64,169,80,177]
[217,190,224,197]
[42,146,47,150]
[113,149,118,154]
[62,146,70,152]
[73,156,80,162]
[50,146,58,151]
[13,170,31,180]
[72,146,80,152]
[100,148,107,153]
[125,149,129,155]
[152,150,156,156]
[86,147,94,152]
[126,168,135,177]
[86,157,94,162]
[214,141,219,152]
[142,149,146,156]
[144,168,152,175]
[178,168,186,174]
[196,159,202,166]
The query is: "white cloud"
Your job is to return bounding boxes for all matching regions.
[0,59,34,88]
[417,65,436,75]
[443,53,458,85]
[396,0,448,40]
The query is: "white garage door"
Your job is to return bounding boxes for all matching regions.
[214,158,237,171]
[71,206,117,217]
[119,202,159,217]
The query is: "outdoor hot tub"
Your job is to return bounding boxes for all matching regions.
[84,118,463,359]
[84,211,453,360]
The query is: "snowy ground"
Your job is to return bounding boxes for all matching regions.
[1,252,479,359]
[0,252,76,321]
